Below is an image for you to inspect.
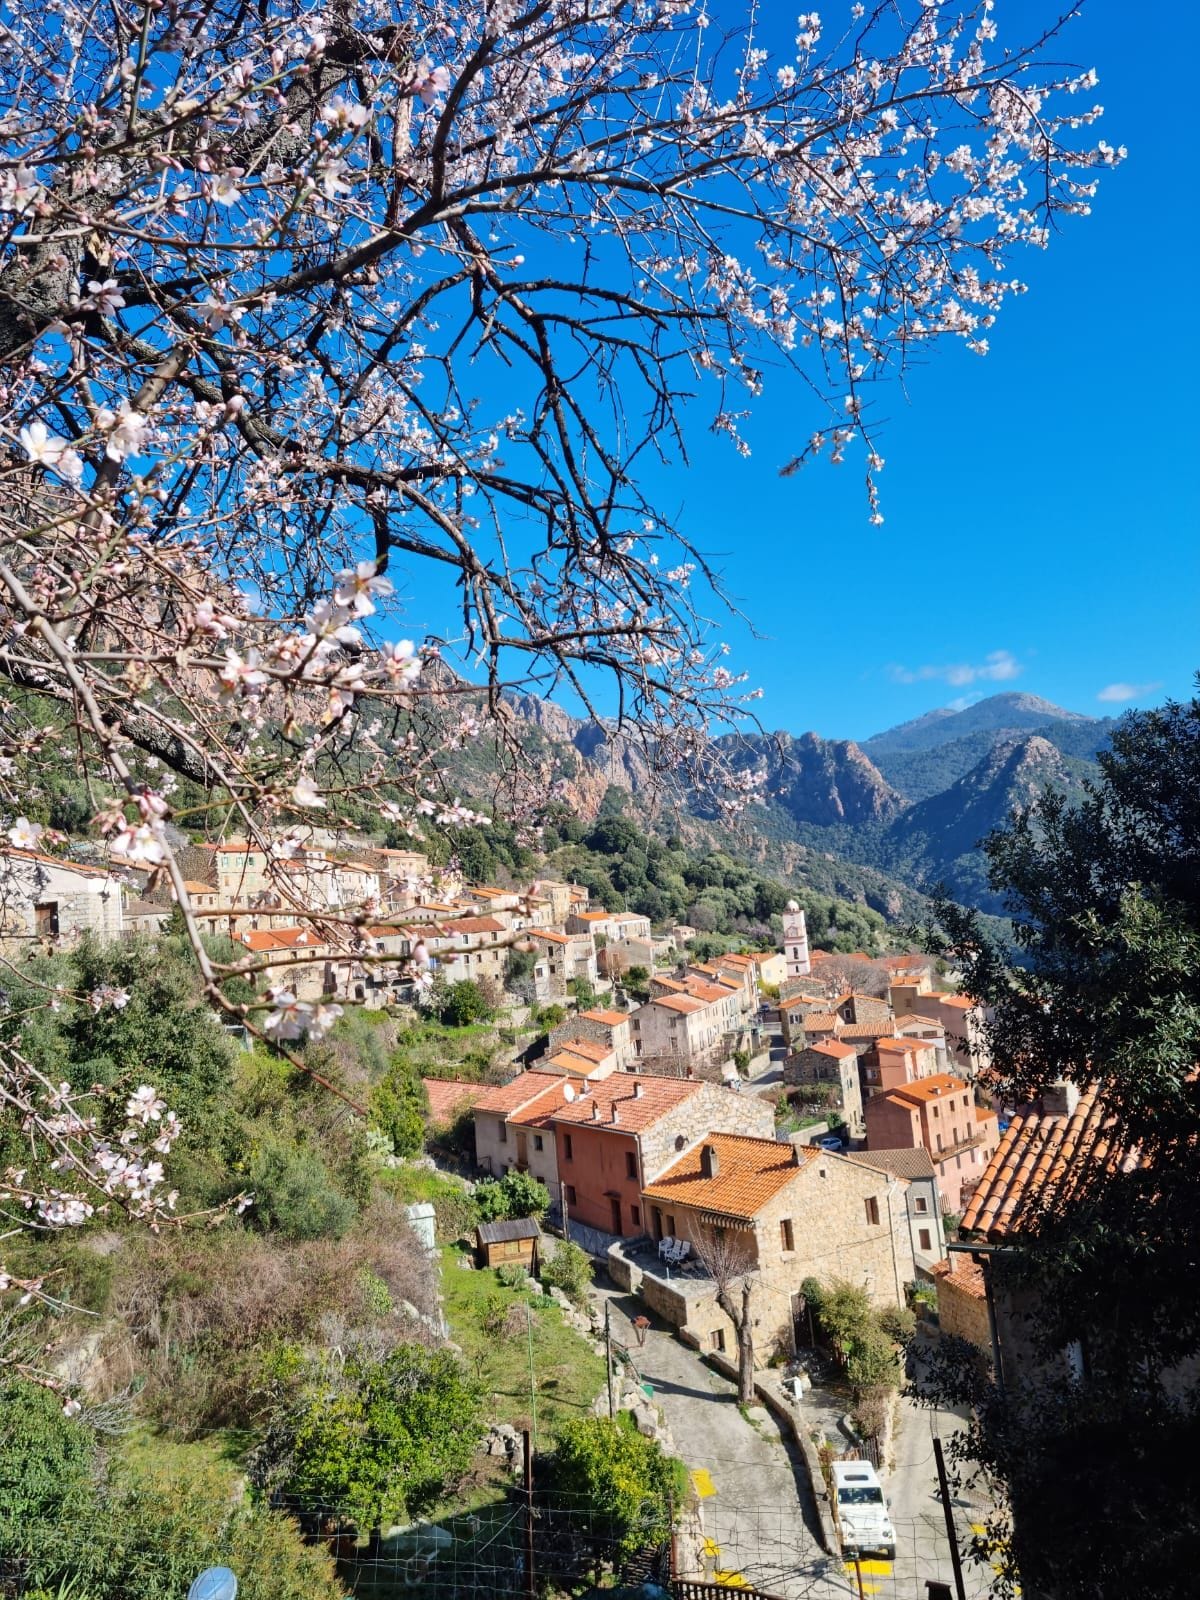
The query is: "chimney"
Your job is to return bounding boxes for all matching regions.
[700,1143,719,1179]
[1041,1079,1081,1118]
[633,1082,644,1099]
[591,1101,601,1122]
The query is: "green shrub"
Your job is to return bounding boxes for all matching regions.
[0,1383,95,1553]
[878,1304,917,1345]
[475,1169,550,1223]
[540,1241,592,1307]
[249,1140,357,1240]
[496,1263,529,1290]
[256,1345,483,1530]
[368,1056,428,1157]
[549,1414,686,1557]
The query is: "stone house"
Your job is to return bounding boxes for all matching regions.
[930,1251,991,1350]
[548,1077,774,1239]
[864,1073,1000,1214]
[844,1147,946,1278]
[550,1008,634,1069]
[779,994,839,1049]
[784,1038,865,1139]
[539,1036,618,1080]
[0,849,128,947]
[635,1134,915,1362]
[832,991,893,1028]
[531,928,598,1002]
[428,915,510,984]
[628,992,730,1079]
[472,1071,571,1191]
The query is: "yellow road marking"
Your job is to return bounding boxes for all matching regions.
[691,1467,716,1498]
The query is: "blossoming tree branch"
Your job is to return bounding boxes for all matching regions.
[0,0,1118,1341]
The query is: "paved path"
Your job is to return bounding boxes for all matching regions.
[594,1281,848,1598]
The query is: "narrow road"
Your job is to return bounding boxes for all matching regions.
[594,1280,848,1598]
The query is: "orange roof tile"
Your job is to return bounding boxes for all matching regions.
[840,1020,896,1041]
[473,1072,567,1117]
[439,916,506,935]
[931,1254,987,1300]
[961,1084,1135,1241]
[549,1036,612,1064]
[805,1039,858,1059]
[649,993,707,1016]
[422,1079,483,1123]
[543,1050,606,1077]
[580,1009,629,1026]
[797,1012,839,1032]
[876,1074,969,1107]
[550,1075,699,1132]
[642,1134,815,1221]
[877,1036,935,1054]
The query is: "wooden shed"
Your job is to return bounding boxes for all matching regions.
[475,1216,541,1272]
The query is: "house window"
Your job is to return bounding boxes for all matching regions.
[710,1328,726,1353]
[935,1133,943,1152]
[498,1122,508,1144]
[565,1185,577,1206]
[864,1197,880,1226]
[533,1135,544,1152]
[780,1218,795,1252]
[625,1152,637,1180]
[564,1134,574,1161]
[631,1205,641,1227]
[918,1228,932,1252]
[914,1194,929,1214]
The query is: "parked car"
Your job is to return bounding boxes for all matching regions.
[815,1134,846,1152]
[832,1460,896,1562]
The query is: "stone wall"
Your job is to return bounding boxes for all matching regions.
[638,1082,775,1183]
[935,1257,993,1354]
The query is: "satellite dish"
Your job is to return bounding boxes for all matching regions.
[187,1570,238,1600]
[563,1083,576,1102]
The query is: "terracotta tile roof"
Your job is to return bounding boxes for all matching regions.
[961,1084,1135,1241]
[845,1147,936,1181]
[931,1254,987,1300]
[642,1134,814,1221]
[649,993,707,1016]
[581,1009,628,1026]
[422,1079,483,1123]
[805,1039,858,1059]
[439,916,506,935]
[684,979,735,1003]
[653,976,687,992]
[840,1020,896,1041]
[779,994,824,1010]
[473,1072,567,1117]
[575,910,611,922]
[180,879,217,894]
[543,1050,605,1077]
[875,1073,969,1107]
[548,1036,612,1064]
[236,926,325,951]
[533,930,570,945]
[797,1012,839,1032]
[877,1036,935,1054]
[550,1075,699,1132]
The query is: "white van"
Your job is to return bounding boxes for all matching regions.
[831,1459,896,1562]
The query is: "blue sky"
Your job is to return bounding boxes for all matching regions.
[389,0,1198,744]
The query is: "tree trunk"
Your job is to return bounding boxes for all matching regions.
[736,1278,755,1404]
[717,1277,756,1404]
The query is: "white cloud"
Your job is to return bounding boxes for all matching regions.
[887,650,1023,689]
[1096,680,1162,704]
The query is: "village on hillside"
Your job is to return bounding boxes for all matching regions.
[1,821,1068,1596]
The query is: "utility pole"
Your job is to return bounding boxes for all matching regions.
[853,1557,866,1600]
[605,1300,615,1418]
[522,1429,536,1600]
[933,1435,967,1600]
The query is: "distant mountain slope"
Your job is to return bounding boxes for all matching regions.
[715,730,904,827]
[863,692,1090,757]
[875,735,1096,912]
[872,716,1116,802]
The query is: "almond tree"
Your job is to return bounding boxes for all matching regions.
[0,0,1119,1325]
[693,1220,758,1402]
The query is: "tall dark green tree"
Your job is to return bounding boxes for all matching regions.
[925,693,1200,1600]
